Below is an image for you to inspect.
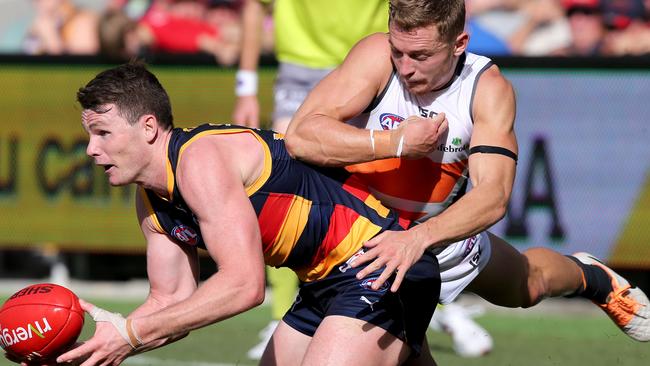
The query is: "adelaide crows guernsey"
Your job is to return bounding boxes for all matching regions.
[140,124,406,282]
[346,53,493,223]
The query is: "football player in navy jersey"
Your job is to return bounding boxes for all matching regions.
[50,61,444,366]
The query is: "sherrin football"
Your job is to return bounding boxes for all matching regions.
[0,283,84,363]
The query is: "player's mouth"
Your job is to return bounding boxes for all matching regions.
[102,164,115,174]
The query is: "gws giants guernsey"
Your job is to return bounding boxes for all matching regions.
[347,53,493,223]
[139,124,406,282]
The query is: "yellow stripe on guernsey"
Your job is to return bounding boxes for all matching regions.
[175,126,273,196]
[263,195,312,266]
[138,187,166,234]
[295,216,382,282]
[364,194,390,218]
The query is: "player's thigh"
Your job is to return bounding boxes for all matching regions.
[466,232,529,307]
[259,320,312,366]
[301,315,410,366]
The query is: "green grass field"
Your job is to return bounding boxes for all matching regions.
[2,298,649,366]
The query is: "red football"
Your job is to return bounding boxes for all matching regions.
[0,283,84,363]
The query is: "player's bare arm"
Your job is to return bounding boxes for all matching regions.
[285,34,392,165]
[232,0,266,127]
[418,65,517,244]
[55,192,202,365]
[354,66,517,291]
[132,136,266,342]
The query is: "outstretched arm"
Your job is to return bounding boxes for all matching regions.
[57,190,202,365]
[285,33,448,166]
[58,138,266,366]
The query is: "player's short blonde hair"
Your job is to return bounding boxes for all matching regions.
[389,0,465,43]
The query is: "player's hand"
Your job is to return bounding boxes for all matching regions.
[232,95,260,128]
[351,228,428,292]
[393,113,448,159]
[5,344,83,366]
[56,300,132,366]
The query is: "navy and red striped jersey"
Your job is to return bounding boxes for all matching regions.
[140,124,408,282]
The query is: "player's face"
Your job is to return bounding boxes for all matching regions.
[82,104,147,186]
[389,22,466,94]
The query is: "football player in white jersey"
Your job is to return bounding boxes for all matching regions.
[285,0,650,363]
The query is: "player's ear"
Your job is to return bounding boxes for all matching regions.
[141,114,158,143]
[453,31,468,56]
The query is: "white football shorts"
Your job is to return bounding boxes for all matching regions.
[432,231,492,304]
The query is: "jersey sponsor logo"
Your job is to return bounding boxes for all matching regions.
[172,225,198,246]
[418,106,438,119]
[379,113,404,130]
[0,318,52,349]
[360,277,390,292]
[437,142,469,153]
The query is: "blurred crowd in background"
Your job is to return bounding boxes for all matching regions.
[0,0,649,63]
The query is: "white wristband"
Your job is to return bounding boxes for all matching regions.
[396,134,405,158]
[369,129,376,156]
[235,70,258,96]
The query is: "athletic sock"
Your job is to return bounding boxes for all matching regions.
[565,255,613,304]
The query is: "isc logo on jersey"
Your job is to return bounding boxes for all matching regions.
[379,113,404,130]
[172,225,198,246]
[0,318,53,349]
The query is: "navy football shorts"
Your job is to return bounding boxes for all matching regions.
[283,249,440,357]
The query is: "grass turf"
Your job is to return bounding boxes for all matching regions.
[2,298,649,366]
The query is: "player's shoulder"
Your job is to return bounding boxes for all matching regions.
[353,32,390,55]
[476,63,513,96]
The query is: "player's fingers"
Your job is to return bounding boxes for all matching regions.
[390,267,407,293]
[372,264,396,290]
[78,352,103,366]
[78,298,95,313]
[349,248,378,268]
[438,117,449,134]
[363,232,386,248]
[57,340,94,363]
[356,257,388,280]
[350,246,380,272]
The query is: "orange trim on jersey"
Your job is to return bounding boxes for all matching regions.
[137,187,166,234]
[346,158,467,203]
[295,205,381,282]
[174,127,273,197]
[342,175,390,218]
[258,193,312,266]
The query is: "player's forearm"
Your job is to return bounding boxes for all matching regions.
[238,0,264,71]
[416,184,509,249]
[133,273,264,344]
[285,114,399,166]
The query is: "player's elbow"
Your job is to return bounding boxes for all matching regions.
[283,131,304,159]
[490,192,510,222]
[239,277,266,309]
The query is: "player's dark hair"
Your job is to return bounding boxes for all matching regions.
[389,0,465,44]
[77,60,174,130]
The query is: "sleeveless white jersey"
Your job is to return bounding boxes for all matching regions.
[346,53,493,224]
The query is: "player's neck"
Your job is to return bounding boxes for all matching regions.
[139,130,173,199]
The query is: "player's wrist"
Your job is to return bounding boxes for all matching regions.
[373,130,405,159]
[235,70,258,96]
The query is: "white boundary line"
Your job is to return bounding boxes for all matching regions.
[124,355,244,366]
